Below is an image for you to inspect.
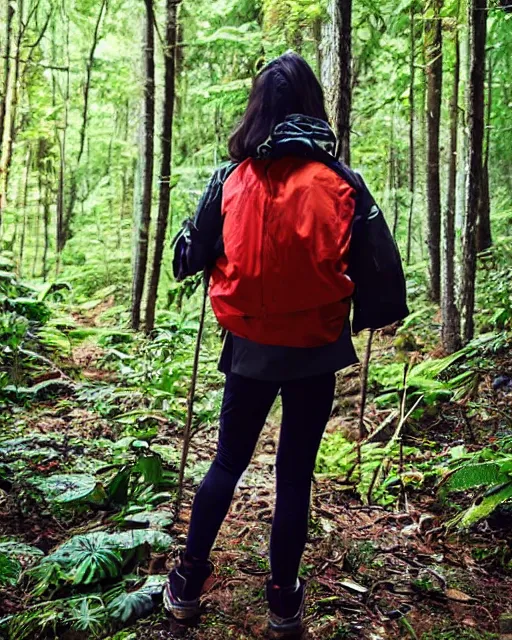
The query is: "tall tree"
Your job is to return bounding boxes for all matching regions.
[0,2,16,228]
[131,0,156,331]
[0,2,14,160]
[476,59,493,252]
[425,0,443,303]
[460,0,487,342]
[61,0,107,249]
[406,2,416,264]
[55,3,70,265]
[335,0,352,164]
[145,0,181,333]
[18,146,31,275]
[441,19,461,354]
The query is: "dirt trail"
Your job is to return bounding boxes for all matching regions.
[1,336,511,640]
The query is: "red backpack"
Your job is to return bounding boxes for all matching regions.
[209,156,356,347]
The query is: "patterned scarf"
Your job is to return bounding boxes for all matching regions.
[256,114,337,160]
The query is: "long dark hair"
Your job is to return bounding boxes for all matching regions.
[228,52,329,162]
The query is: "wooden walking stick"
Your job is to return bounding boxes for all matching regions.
[347,328,375,482]
[356,329,374,469]
[176,281,208,511]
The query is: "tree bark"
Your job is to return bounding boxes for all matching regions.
[42,172,50,281]
[441,24,462,354]
[313,17,323,78]
[0,1,19,226]
[456,8,470,232]
[335,0,352,164]
[0,3,14,162]
[55,10,70,262]
[145,0,180,333]
[461,0,487,342]
[425,0,443,303]
[18,146,31,276]
[406,3,416,265]
[131,0,156,331]
[476,59,492,252]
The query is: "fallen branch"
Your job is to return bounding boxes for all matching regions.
[367,393,424,505]
[18,348,72,380]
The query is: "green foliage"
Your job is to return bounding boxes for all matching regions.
[32,473,102,504]
[443,461,508,492]
[440,438,512,529]
[46,533,123,585]
[316,431,424,506]
[477,235,512,332]
[0,554,22,587]
[106,576,166,623]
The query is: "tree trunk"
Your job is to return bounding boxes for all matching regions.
[425,0,443,303]
[476,59,492,252]
[456,7,470,232]
[313,17,323,78]
[406,3,416,265]
[441,24,462,354]
[56,15,70,262]
[131,0,156,331]
[145,0,180,333]
[0,1,19,226]
[320,0,338,125]
[0,3,14,161]
[42,174,50,281]
[32,197,41,277]
[461,0,487,342]
[62,0,107,248]
[335,0,352,164]
[18,146,31,276]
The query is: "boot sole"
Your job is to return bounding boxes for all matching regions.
[163,584,201,621]
[268,622,304,639]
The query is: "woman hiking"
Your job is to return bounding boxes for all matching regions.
[165,52,408,638]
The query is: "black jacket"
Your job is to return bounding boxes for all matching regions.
[173,115,409,337]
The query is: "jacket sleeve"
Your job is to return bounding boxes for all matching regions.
[172,163,237,281]
[348,179,409,333]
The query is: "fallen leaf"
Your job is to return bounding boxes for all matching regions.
[339,579,368,594]
[445,588,475,602]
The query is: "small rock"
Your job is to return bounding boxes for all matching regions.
[492,375,512,390]
[339,579,368,594]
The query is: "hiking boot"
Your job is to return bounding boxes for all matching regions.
[163,552,213,620]
[266,578,306,638]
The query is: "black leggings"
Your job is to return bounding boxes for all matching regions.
[186,371,335,587]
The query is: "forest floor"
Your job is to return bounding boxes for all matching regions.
[0,309,511,640]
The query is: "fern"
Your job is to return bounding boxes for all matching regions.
[65,595,107,635]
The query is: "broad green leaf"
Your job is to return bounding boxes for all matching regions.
[46,533,123,585]
[107,468,131,505]
[134,454,163,485]
[443,462,505,493]
[106,575,166,622]
[34,474,99,503]
[123,509,174,529]
[459,482,512,528]
[112,529,173,552]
